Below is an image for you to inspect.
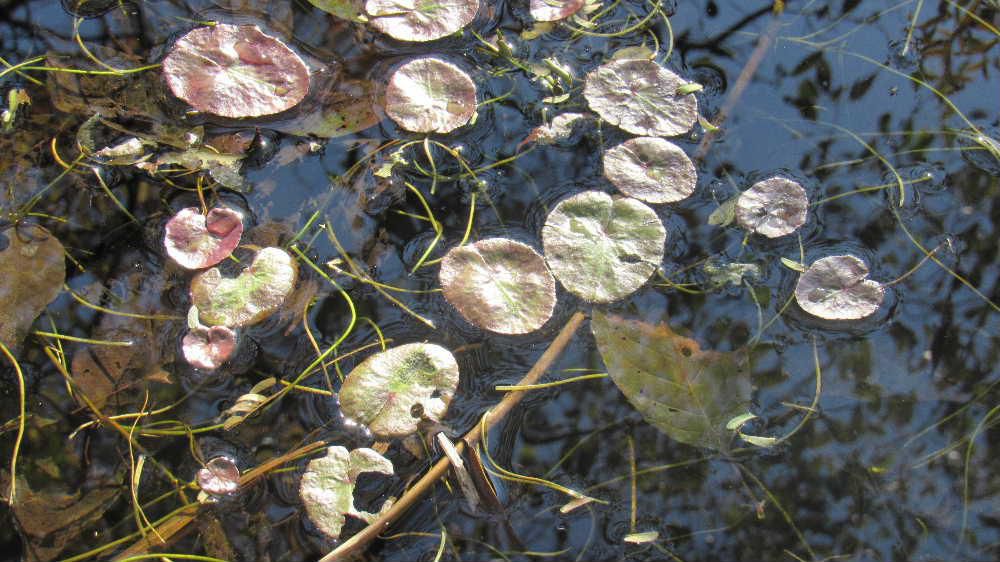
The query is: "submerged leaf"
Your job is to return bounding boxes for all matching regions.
[542,191,665,303]
[365,0,478,42]
[162,24,310,118]
[300,446,394,540]
[521,112,591,148]
[603,137,697,204]
[190,247,298,327]
[591,311,752,451]
[385,57,477,134]
[339,343,460,438]
[197,456,241,495]
[308,0,366,21]
[164,207,244,270]
[439,238,556,334]
[530,0,585,22]
[0,225,65,349]
[583,59,699,137]
[735,176,809,238]
[794,255,884,320]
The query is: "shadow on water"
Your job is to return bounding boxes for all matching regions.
[1,0,1000,561]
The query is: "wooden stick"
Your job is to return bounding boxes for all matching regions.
[319,311,587,562]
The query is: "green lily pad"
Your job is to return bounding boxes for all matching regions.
[190,247,298,327]
[339,343,459,438]
[308,0,366,21]
[542,190,666,303]
[439,238,556,334]
[591,311,752,451]
[0,224,66,349]
[794,255,885,320]
[603,137,697,204]
[385,57,477,134]
[299,446,394,540]
[583,59,698,137]
[365,0,479,42]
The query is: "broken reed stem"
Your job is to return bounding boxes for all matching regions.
[319,310,587,562]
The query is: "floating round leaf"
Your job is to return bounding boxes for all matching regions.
[603,137,697,204]
[339,343,459,438]
[439,238,556,334]
[190,247,298,327]
[0,224,66,349]
[162,24,310,118]
[542,191,666,303]
[300,446,394,540]
[365,0,478,42]
[182,325,237,371]
[735,176,809,238]
[197,456,240,495]
[530,0,584,22]
[583,59,698,137]
[164,207,244,270]
[794,255,885,320]
[385,57,477,134]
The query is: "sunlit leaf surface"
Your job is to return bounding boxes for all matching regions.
[603,136,697,204]
[164,207,244,270]
[794,255,885,320]
[385,57,477,133]
[300,446,394,539]
[735,176,809,238]
[366,0,478,42]
[190,247,298,327]
[583,59,699,137]
[530,0,585,22]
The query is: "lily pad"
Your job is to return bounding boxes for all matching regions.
[591,311,752,451]
[603,137,697,203]
[439,238,556,334]
[182,325,237,371]
[339,343,459,438]
[583,59,699,137]
[164,207,244,270]
[530,0,585,22]
[365,0,478,42]
[542,190,666,303]
[308,0,366,21]
[162,24,310,118]
[197,456,241,495]
[735,176,809,238]
[190,247,298,327]
[300,446,394,540]
[385,57,477,134]
[0,224,66,349]
[794,255,885,320]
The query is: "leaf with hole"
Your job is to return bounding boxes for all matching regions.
[299,446,394,540]
[385,57,477,134]
[164,207,244,270]
[0,224,65,349]
[339,343,459,438]
[794,255,884,320]
[162,24,310,118]
[542,190,665,303]
[735,176,809,238]
[190,247,298,328]
[591,311,752,451]
[603,137,697,204]
[366,0,478,42]
[583,59,699,137]
[439,238,556,334]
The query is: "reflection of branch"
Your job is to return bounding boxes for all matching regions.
[319,311,587,562]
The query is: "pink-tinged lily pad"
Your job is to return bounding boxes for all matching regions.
[162,24,310,119]
[583,59,699,137]
[385,57,477,134]
[182,325,237,371]
[190,247,298,327]
[164,207,244,270]
[603,137,697,204]
[366,0,479,42]
[794,255,885,320]
[735,176,809,238]
[530,0,584,22]
[197,456,241,495]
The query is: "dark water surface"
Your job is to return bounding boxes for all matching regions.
[2,1,1000,561]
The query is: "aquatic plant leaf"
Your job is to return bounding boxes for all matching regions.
[542,191,665,303]
[735,176,808,238]
[339,343,459,438]
[190,247,298,327]
[0,225,65,349]
[603,137,697,204]
[591,311,752,451]
[164,207,244,270]
[703,261,760,288]
[182,325,237,371]
[197,456,241,495]
[794,255,884,320]
[583,59,698,137]
[149,146,246,188]
[365,0,478,42]
[522,112,592,147]
[530,0,584,22]
[279,78,379,138]
[300,446,394,539]
[385,57,477,133]
[439,238,556,334]
[308,0,366,21]
[162,24,310,118]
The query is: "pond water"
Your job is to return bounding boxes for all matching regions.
[2,1,1000,561]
